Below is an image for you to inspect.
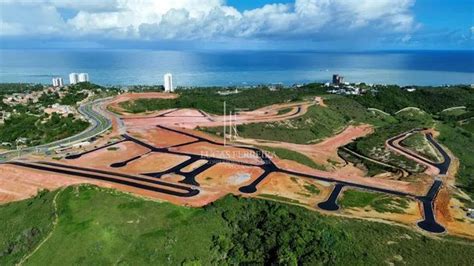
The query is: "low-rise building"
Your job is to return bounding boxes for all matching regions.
[44,103,76,116]
[0,111,11,123]
[72,141,91,149]
[217,89,240,95]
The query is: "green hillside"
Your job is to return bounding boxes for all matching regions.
[119,84,328,115]
[1,186,474,265]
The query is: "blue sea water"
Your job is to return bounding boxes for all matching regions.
[0,49,473,86]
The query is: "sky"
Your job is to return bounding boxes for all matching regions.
[0,0,472,51]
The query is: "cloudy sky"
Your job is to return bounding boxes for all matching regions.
[0,0,472,50]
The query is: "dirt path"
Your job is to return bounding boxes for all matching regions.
[122,101,315,130]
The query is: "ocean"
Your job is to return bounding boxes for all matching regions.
[0,49,473,87]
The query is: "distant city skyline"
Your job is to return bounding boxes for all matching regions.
[0,0,472,51]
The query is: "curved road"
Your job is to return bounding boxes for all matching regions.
[0,98,112,162]
[387,129,452,233]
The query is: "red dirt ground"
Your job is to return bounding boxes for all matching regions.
[71,141,150,169]
[120,152,190,174]
[196,163,264,189]
[127,126,197,148]
[0,164,106,203]
[256,172,332,206]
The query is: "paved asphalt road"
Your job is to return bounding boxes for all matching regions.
[0,98,113,162]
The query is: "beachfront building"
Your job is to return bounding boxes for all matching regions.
[69,73,79,85]
[78,73,89,83]
[164,73,174,92]
[52,77,64,87]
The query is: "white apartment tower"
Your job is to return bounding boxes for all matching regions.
[69,72,89,85]
[164,73,174,92]
[78,73,89,83]
[52,77,64,87]
[69,73,79,85]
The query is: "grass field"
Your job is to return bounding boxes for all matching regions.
[258,145,325,170]
[337,148,397,177]
[339,189,410,214]
[401,132,443,162]
[459,119,474,133]
[346,106,436,174]
[201,104,348,144]
[277,107,293,115]
[347,120,427,173]
[440,107,468,117]
[236,105,348,144]
[202,94,398,146]
[119,85,328,115]
[2,186,474,265]
[258,194,301,204]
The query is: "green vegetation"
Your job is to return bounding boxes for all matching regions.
[440,107,468,117]
[347,115,431,173]
[351,85,474,114]
[0,82,118,149]
[277,107,293,115]
[0,83,43,94]
[339,189,410,214]
[2,186,474,265]
[202,95,393,145]
[125,85,164,92]
[338,148,398,177]
[258,146,325,170]
[395,108,433,122]
[401,132,442,162]
[237,105,347,144]
[0,113,89,147]
[19,186,228,265]
[460,119,474,133]
[0,190,56,265]
[119,84,328,114]
[37,91,60,107]
[437,122,474,198]
[303,183,320,195]
[346,85,474,198]
[60,91,87,106]
[258,194,301,204]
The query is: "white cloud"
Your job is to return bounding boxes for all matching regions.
[0,2,65,36]
[0,0,418,42]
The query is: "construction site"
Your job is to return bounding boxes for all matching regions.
[1,92,473,239]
